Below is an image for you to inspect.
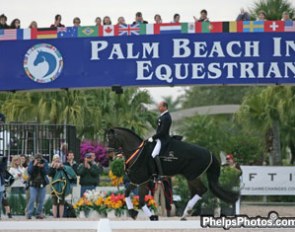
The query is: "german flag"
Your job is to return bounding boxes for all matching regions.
[31,28,57,39]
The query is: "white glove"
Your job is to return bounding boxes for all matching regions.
[148,137,153,142]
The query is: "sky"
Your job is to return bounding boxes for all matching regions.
[2,0,283,102]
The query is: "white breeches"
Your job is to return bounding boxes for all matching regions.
[151,139,161,158]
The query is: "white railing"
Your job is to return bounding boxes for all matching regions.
[0,219,201,231]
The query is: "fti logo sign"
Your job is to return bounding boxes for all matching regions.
[24,43,63,83]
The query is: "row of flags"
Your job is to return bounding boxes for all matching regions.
[0,21,294,41]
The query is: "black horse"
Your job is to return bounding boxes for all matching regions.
[107,127,239,220]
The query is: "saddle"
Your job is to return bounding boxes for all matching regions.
[159,135,183,156]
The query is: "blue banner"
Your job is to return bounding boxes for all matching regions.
[0,32,295,91]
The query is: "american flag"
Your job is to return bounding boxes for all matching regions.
[0,29,17,40]
[284,20,295,32]
[118,24,140,36]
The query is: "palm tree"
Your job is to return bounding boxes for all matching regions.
[250,0,295,20]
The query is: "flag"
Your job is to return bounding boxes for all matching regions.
[78,26,98,37]
[154,23,182,34]
[31,28,57,39]
[198,21,223,33]
[118,24,140,36]
[222,21,243,32]
[284,20,295,32]
[16,29,32,40]
[58,27,78,38]
[243,21,264,32]
[99,25,119,36]
[140,24,155,35]
[0,29,17,40]
[181,22,196,33]
[264,21,284,32]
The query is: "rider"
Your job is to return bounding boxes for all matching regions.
[148,101,172,180]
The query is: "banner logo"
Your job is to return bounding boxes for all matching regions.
[24,43,63,83]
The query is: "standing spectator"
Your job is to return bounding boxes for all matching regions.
[77,153,100,197]
[50,14,65,28]
[0,14,9,29]
[117,16,127,26]
[29,21,38,28]
[64,151,78,175]
[224,154,242,174]
[2,190,13,218]
[26,154,49,219]
[173,13,180,23]
[282,11,292,22]
[0,155,7,219]
[236,8,250,21]
[154,14,162,24]
[103,16,112,25]
[133,12,148,25]
[257,10,267,21]
[95,17,102,26]
[10,18,21,29]
[49,155,65,218]
[20,154,30,168]
[9,155,26,194]
[194,9,209,22]
[73,17,81,27]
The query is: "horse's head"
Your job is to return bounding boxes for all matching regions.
[33,51,45,66]
[106,128,123,150]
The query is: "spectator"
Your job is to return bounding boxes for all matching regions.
[133,12,148,25]
[117,16,127,26]
[224,154,242,174]
[257,10,267,21]
[9,155,26,194]
[77,153,100,197]
[20,154,30,168]
[95,17,102,26]
[49,154,65,218]
[26,154,49,219]
[50,14,65,28]
[10,18,21,29]
[194,9,209,22]
[0,14,9,29]
[73,17,81,27]
[173,13,180,23]
[2,190,13,219]
[103,16,112,25]
[236,8,250,21]
[0,155,7,219]
[282,11,292,21]
[64,151,78,175]
[29,21,38,29]
[154,14,162,24]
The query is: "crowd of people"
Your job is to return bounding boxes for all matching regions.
[0,9,293,30]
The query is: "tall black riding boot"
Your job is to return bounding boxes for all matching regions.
[154,156,164,180]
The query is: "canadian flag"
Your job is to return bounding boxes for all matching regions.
[99,25,119,36]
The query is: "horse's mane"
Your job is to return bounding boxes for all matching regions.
[113,127,143,141]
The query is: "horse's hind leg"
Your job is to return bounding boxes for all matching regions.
[125,183,139,220]
[181,177,207,220]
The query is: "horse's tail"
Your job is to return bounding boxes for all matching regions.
[206,154,239,203]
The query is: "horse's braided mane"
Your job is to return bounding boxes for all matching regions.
[113,127,143,141]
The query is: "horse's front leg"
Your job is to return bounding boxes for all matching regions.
[125,183,139,220]
[138,184,159,221]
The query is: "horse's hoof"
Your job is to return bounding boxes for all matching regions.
[149,215,159,221]
[180,217,187,221]
[128,209,138,220]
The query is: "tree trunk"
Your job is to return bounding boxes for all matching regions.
[270,120,281,165]
[289,141,295,165]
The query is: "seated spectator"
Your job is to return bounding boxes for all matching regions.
[282,11,292,21]
[236,8,250,21]
[173,13,180,23]
[257,10,267,21]
[103,16,112,25]
[26,154,49,219]
[133,12,148,25]
[154,14,162,24]
[194,9,209,22]
[95,17,102,26]
[117,16,127,26]
[73,17,81,27]
[10,18,21,29]
[0,14,9,29]
[9,155,26,194]
[29,21,38,29]
[50,14,65,28]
